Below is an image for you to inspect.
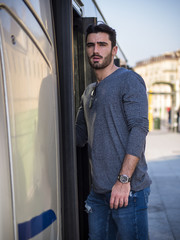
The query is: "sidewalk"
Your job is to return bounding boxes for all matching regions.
[146,130,180,240]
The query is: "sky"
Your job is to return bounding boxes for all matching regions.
[95,0,180,67]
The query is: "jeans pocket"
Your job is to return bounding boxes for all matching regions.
[143,187,151,205]
[129,187,150,210]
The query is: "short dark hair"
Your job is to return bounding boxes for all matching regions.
[86,23,116,48]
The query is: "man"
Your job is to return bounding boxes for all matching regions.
[76,23,152,240]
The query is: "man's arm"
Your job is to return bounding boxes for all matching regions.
[110,72,149,209]
[110,154,139,209]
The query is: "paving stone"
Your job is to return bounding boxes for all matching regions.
[146,131,180,240]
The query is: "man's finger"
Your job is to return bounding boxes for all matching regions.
[110,196,115,209]
[124,197,129,207]
[114,197,119,209]
[119,198,124,208]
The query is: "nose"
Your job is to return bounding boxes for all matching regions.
[93,43,99,54]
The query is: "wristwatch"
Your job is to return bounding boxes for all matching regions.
[118,174,131,183]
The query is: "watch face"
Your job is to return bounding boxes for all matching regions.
[120,175,128,183]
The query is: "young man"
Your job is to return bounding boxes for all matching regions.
[76,23,152,240]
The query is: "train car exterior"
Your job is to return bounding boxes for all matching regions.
[0,0,61,239]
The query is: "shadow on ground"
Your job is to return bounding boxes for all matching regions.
[148,156,180,240]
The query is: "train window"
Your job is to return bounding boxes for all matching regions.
[23,0,54,43]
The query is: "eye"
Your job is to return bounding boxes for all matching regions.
[99,42,107,46]
[86,43,94,48]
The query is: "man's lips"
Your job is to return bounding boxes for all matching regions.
[91,55,103,61]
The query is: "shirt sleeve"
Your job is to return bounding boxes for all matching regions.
[75,98,88,147]
[122,71,149,158]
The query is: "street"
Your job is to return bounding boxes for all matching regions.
[146,130,180,240]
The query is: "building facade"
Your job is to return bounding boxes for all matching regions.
[134,50,180,131]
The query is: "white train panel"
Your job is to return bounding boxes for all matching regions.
[0,1,61,239]
[0,55,14,240]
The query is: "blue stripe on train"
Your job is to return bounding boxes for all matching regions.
[18,209,57,240]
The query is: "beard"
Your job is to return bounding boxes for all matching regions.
[88,51,113,70]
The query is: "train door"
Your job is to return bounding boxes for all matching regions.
[0,1,61,239]
[51,0,80,239]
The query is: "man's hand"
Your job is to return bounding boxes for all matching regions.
[110,181,130,209]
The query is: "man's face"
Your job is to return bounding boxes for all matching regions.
[86,32,116,69]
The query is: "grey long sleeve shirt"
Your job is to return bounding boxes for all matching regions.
[76,68,152,193]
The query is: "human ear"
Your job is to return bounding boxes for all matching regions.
[112,46,118,56]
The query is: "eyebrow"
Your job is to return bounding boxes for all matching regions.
[86,41,108,46]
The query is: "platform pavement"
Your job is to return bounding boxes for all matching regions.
[146,130,180,240]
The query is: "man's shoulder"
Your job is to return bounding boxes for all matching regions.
[113,67,137,82]
[119,68,145,86]
[117,67,141,78]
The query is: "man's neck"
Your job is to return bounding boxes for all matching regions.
[95,64,119,82]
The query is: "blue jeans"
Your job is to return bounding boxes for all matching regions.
[85,187,150,240]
